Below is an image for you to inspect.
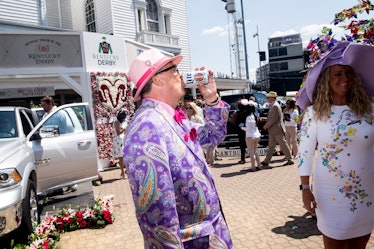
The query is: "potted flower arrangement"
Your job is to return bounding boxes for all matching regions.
[11,196,115,249]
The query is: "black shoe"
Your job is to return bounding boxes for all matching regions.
[283,160,294,166]
[260,161,269,166]
[238,160,245,164]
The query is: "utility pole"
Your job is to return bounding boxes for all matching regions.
[221,0,249,80]
[239,0,249,79]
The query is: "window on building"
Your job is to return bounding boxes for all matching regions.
[137,9,143,31]
[164,14,171,34]
[269,62,288,72]
[146,0,159,32]
[85,0,96,32]
[279,62,288,71]
[278,47,287,56]
[270,63,279,72]
[269,49,278,58]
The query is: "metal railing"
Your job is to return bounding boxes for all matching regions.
[136,31,179,48]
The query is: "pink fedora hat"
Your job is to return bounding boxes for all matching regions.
[297,42,374,109]
[128,48,183,101]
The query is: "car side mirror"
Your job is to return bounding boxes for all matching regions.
[40,125,60,138]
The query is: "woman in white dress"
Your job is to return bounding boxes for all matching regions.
[298,62,374,248]
[113,111,127,179]
[241,100,262,172]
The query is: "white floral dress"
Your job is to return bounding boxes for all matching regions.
[112,121,124,158]
[298,105,374,240]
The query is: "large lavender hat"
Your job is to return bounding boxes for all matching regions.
[297,42,374,110]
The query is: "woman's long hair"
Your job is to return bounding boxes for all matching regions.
[247,105,258,124]
[312,65,373,120]
[188,102,202,123]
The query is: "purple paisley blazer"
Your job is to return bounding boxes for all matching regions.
[123,99,232,249]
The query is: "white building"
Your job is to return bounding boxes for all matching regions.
[0,0,190,69]
[0,0,248,106]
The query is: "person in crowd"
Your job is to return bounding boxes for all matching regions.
[185,101,204,124]
[194,97,223,162]
[283,99,299,158]
[298,43,374,249]
[241,100,262,172]
[249,95,260,118]
[186,101,215,166]
[184,95,204,121]
[261,91,293,166]
[40,96,74,134]
[112,110,127,179]
[123,48,233,248]
[230,98,250,164]
[40,96,77,192]
[40,96,57,119]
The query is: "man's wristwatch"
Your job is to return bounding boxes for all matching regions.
[299,184,310,190]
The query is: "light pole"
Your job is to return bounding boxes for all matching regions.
[221,0,249,80]
[254,25,261,70]
[253,25,261,90]
[239,0,249,80]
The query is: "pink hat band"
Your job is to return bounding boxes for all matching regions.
[135,57,169,88]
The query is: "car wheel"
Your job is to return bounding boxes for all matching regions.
[20,180,39,235]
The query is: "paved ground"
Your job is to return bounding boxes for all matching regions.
[51,154,372,248]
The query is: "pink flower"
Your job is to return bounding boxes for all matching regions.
[174,108,186,124]
[41,240,49,249]
[190,128,197,141]
[184,133,189,141]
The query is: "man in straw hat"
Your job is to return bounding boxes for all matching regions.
[261,91,294,167]
[123,48,232,248]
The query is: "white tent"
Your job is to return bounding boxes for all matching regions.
[0,31,165,105]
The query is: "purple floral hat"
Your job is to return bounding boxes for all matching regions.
[296,42,374,109]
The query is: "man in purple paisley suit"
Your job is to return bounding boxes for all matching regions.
[124,48,233,248]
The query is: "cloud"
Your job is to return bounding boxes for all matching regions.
[269,29,299,38]
[201,25,228,37]
[270,24,350,48]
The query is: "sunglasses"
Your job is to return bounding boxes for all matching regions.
[185,107,192,110]
[156,65,179,75]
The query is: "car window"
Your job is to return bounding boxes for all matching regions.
[252,92,267,107]
[71,105,89,131]
[19,110,34,136]
[0,111,17,138]
[40,105,91,136]
[221,92,268,111]
[33,108,45,122]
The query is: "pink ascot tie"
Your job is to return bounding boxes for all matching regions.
[174,108,186,124]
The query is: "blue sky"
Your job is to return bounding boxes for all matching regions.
[186,0,367,82]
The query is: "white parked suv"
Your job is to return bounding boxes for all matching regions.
[0,103,98,237]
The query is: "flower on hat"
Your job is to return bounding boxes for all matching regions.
[306,0,374,68]
[299,0,374,94]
